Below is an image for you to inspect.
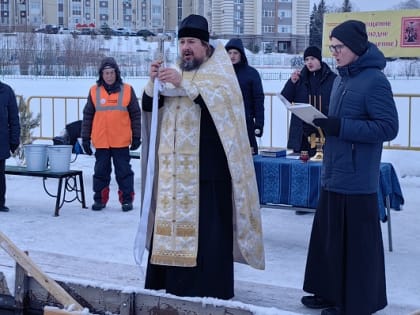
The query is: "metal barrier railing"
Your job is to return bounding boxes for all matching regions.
[25,93,420,151]
[26,96,86,140]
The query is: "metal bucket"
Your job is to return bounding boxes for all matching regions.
[23,144,48,171]
[47,145,72,172]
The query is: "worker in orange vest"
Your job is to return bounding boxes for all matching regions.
[81,57,141,212]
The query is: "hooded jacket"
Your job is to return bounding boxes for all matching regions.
[322,42,399,194]
[225,38,264,152]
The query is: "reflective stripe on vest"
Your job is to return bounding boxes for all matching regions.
[95,85,127,112]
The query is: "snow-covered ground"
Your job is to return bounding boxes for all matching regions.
[1,149,419,315]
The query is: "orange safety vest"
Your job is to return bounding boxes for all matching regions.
[90,84,132,149]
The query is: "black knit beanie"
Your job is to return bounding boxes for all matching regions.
[303,46,322,62]
[178,14,209,42]
[330,20,368,56]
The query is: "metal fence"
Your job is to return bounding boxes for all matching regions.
[23,93,420,151]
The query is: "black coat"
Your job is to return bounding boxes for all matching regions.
[281,62,336,153]
[226,38,264,154]
[0,82,20,160]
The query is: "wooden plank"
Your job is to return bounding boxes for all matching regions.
[44,306,87,315]
[134,293,253,315]
[28,279,132,315]
[14,262,27,315]
[0,231,83,311]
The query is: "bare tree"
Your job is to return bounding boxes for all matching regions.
[341,0,352,12]
[394,0,420,9]
[16,33,37,75]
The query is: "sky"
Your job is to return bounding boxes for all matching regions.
[0,74,419,314]
[310,0,404,12]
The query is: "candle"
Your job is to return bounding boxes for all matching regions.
[319,95,322,112]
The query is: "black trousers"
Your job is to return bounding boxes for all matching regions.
[93,147,134,204]
[0,159,5,206]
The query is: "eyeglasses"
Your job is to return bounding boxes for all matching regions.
[328,44,345,53]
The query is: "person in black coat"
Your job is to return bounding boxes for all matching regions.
[226,38,265,155]
[301,20,398,315]
[281,46,336,156]
[0,81,20,212]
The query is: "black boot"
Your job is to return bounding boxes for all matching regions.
[301,295,334,309]
[91,202,106,211]
[0,205,9,212]
[121,203,133,212]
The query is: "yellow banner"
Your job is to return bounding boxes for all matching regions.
[323,10,420,58]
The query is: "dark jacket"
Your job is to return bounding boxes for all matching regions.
[225,38,264,153]
[0,82,20,160]
[322,42,399,194]
[281,62,336,152]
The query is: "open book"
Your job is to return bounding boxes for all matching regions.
[278,93,326,127]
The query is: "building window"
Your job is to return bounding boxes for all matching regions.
[263,25,275,33]
[234,24,243,34]
[279,10,291,18]
[278,25,291,33]
[235,11,243,19]
[263,10,274,17]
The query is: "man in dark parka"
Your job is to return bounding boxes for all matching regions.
[0,81,20,212]
[226,38,265,155]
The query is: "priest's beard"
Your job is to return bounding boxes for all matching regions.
[178,56,205,71]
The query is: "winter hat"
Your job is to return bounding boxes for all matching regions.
[330,20,368,56]
[178,14,209,42]
[225,38,248,64]
[99,57,119,71]
[303,46,322,62]
[97,57,122,85]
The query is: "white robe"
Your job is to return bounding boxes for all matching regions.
[141,42,265,270]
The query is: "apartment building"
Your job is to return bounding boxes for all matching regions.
[0,0,309,53]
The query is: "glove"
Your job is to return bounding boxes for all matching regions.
[254,126,263,138]
[10,143,19,154]
[82,139,93,155]
[130,137,141,151]
[313,117,341,137]
[302,122,318,136]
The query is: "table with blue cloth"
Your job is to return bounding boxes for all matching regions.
[253,155,405,251]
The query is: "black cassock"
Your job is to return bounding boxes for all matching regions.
[145,98,235,300]
[303,189,387,314]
